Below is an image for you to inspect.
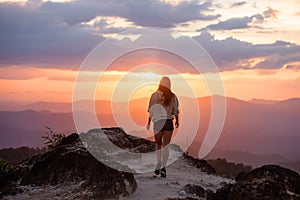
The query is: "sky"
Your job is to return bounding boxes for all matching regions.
[0,0,299,103]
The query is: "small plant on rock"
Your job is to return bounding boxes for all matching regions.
[42,126,65,150]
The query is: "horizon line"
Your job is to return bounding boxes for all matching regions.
[1,95,300,105]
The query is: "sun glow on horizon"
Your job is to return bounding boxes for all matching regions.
[0,65,299,103]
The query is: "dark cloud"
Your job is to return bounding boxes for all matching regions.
[0,0,220,67]
[263,7,279,19]
[193,32,300,70]
[199,8,277,31]
[0,2,103,67]
[40,0,220,28]
[0,2,298,73]
[74,30,300,73]
[200,16,252,30]
[199,14,264,31]
[286,63,300,70]
[230,1,247,8]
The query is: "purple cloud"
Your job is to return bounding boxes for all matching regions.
[0,2,103,67]
[230,1,247,8]
[193,32,300,70]
[0,2,299,74]
[200,7,277,31]
[41,0,220,27]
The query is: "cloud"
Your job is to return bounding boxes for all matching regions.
[200,8,278,31]
[0,2,103,67]
[66,30,300,73]
[193,32,300,70]
[200,16,253,30]
[92,17,133,35]
[0,2,299,73]
[263,7,279,19]
[0,66,77,81]
[199,14,265,31]
[41,0,220,28]
[286,62,300,70]
[230,1,247,8]
[0,0,220,68]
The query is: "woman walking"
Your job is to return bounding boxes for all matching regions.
[147,76,179,178]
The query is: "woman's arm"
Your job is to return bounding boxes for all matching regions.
[175,115,179,128]
[173,95,180,128]
[147,94,154,130]
[146,116,151,130]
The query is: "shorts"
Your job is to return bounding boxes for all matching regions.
[154,119,174,133]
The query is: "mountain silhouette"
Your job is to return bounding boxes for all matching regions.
[0,96,299,168]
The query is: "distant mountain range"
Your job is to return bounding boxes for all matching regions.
[0,96,299,168]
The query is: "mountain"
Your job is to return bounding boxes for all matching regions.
[0,147,45,165]
[24,101,72,113]
[272,98,300,116]
[248,98,279,105]
[0,100,115,114]
[0,109,117,148]
[190,96,300,160]
[0,96,299,165]
[205,149,287,168]
[0,110,76,148]
[1,128,299,200]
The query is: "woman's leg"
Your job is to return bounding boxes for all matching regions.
[154,131,163,162]
[162,130,173,168]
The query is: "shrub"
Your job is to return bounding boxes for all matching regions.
[0,158,18,189]
[42,126,65,150]
[0,147,46,165]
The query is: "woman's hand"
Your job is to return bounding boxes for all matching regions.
[175,115,179,128]
[175,120,179,128]
[146,116,151,130]
[146,123,151,130]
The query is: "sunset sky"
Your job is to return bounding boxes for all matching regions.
[0,0,299,103]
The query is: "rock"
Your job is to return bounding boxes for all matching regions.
[214,165,300,200]
[205,189,215,200]
[213,183,235,200]
[236,165,300,195]
[88,128,156,153]
[78,128,159,172]
[57,132,80,147]
[165,197,198,200]
[20,131,137,199]
[220,181,227,187]
[179,190,187,196]
[0,158,27,198]
[171,181,180,186]
[183,153,215,174]
[184,183,206,198]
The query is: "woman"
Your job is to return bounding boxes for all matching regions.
[146,76,179,178]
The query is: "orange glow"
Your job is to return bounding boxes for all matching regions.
[236,57,267,68]
[0,66,299,103]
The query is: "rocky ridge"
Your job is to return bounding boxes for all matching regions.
[2,128,138,199]
[1,127,299,200]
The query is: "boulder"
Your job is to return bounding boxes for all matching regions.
[165,197,199,200]
[236,165,300,194]
[214,165,300,200]
[20,130,137,199]
[184,183,206,198]
[183,153,215,174]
